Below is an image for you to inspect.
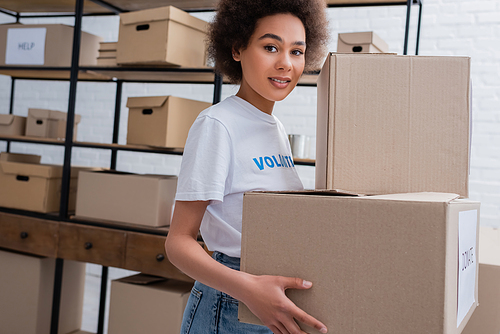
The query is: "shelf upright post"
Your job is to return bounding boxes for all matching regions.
[212,73,223,104]
[110,80,123,170]
[6,78,15,152]
[415,0,423,55]
[403,0,412,55]
[97,266,109,334]
[51,0,84,333]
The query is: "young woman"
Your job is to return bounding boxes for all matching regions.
[165,1,330,333]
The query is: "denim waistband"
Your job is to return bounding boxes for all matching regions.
[212,251,240,271]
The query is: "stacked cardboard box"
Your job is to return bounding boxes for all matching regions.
[337,31,389,53]
[96,41,117,66]
[107,274,192,334]
[239,54,479,333]
[26,108,81,140]
[116,6,208,67]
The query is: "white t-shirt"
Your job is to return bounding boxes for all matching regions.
[175,95,303,257]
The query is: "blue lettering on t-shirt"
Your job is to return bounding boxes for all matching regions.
[253,154,294,171]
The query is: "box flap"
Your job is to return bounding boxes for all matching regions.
[28,108,66,120]
[338,32,389,52]
[0,114,15,125]
[0,152,41,163]
[245,189,360,197]
[366,192,460,203]
[0,160,60,178]
[120,6,207,32]
[126,96,169,109]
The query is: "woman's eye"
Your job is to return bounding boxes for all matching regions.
[291,49,304,56]
[264,45,278,52]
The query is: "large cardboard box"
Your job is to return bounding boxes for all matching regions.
[0,249,85,334]
[75,170,177,227]
[240,191,480,334]
[0,24,101,66]
[126,96,211,149]
[462,227,500,334]
[337,31,389,53]
[316,53,471,197]
[26,108,81,140]
[116,6,208,67]
[0,114,26,136]
[108,274,192,334]
[0,160,88,213]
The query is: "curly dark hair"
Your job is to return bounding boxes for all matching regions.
[207,0,330,83]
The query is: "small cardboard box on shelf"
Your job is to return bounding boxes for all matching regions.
[108,274,192,334]
[239,190,480,334]
[462,226,500,334]
[116,6,208,67]
[0,249,85,334]
[25,108,81,140]
[0,114,26,136]
[337,31,389,53]
[316,53,471,197]
[0,23,102,66]
[97,41,117,66]
[126,95,211,149]
[75,170,177,227]
[0,156,93,213]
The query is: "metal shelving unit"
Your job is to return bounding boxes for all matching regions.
[0,1,423,333]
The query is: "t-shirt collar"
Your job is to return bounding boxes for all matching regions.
[230,95,277,124]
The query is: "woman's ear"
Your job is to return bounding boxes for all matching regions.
[232,48,241,62]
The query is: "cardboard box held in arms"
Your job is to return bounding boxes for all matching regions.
[316,53,471,197]
[0,23,101,66]
[108,274,192,334]
[116,6,208,67]
[239,191,480,334]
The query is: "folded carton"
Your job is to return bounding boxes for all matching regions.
[126,96,211,149]
[108,274,192,334]
[240,191,480,334]
[0,249,85,334]
[0,114,26,136]
[0,23,102,66]
[75,170,177,227]
[316,53,471,197]
[337,31,389,53]
[0,151,41,163]
[462,227,500,334]
[0,160,89,213]
[26,108,81,140]
[116,6,208,67]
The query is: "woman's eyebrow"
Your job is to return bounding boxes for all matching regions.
[258,33,306,46]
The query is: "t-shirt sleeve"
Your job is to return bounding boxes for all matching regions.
[175,114,232,203]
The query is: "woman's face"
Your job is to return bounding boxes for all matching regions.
[234,13,306,114]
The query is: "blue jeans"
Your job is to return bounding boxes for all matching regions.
[180,251,273,334]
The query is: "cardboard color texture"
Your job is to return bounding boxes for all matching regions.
[316,53,471,197]
[126,95,211,148]
[462,227,500,334]
[240,191,480,334]
[75,170,177,227]
[0,114,26,136]
[0,160,90,212]
[0,249,85,334]
[116,6,208,67]
[107,274,192,334]
[0,151,41,163]
[0,23,102,66]
[26,108,81,140]
[337,31,389,53]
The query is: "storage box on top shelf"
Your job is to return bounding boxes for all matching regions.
[0,249,85,334]
[0,153,95,213]
[239,190,480,334]
[0,114,26,136]
[116,6,208,67]
[0,23,102,66]
[316,53,471,197]
[337,31,389,53]
[108,274,192,334]
[462,226,500,334]
[26,108,81,140]
[75,170,177,227]
[126,95,211,149]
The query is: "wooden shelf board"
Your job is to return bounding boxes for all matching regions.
[0,68,111,81]
[0,0,112,14]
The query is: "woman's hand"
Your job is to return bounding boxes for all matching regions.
[238,274,328,334]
